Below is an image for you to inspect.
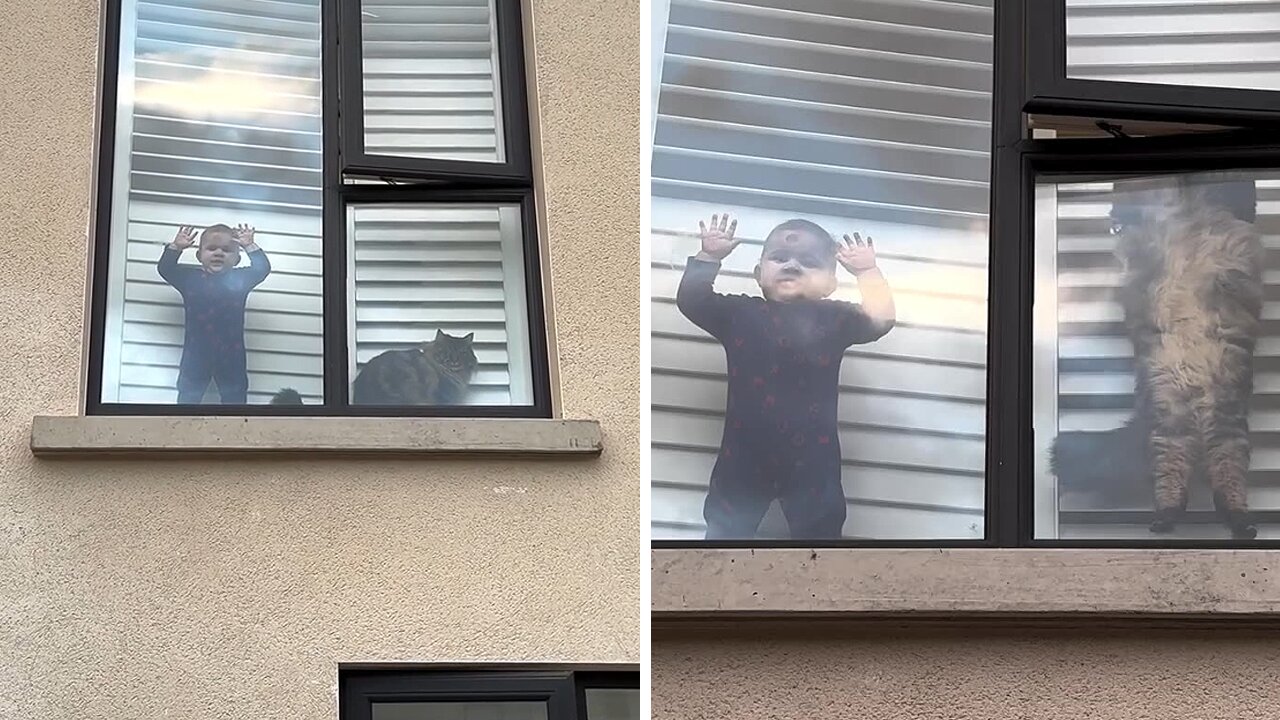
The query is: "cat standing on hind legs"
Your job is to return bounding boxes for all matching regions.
[1112,176,1263,539]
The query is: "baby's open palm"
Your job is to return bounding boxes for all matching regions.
[697,213,740,261]
[838,233,878,275]
[233,223,256,247]
[171,225,197,250]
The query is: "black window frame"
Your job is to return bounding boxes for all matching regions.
[572,671,640,720]
[653,0,1280,550]
[339,667,638,720]
[1001,0,1280,548]
[84,0,553,418]
[336,0,533,183]
[1001,131,1280,550]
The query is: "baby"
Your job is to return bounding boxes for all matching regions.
[157,223,271,404]
[676,213,896,539]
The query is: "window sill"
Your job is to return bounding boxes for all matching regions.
[652,549,1280,620]
[30,415,602,458]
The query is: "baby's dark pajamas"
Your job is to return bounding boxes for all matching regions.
[676,256,883,540]
[157,247,271,404]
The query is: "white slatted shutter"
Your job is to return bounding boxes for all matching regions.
[360,0,504,163]
[1066,0,1280,92]
[348,204,532,405]
[650,0,993,539]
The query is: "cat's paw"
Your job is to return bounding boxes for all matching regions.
[1232,524,1259,540]
[1150,507,1181,534]
[1224,511,1258,540]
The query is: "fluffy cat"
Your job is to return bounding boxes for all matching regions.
[351,329,477,405]
[269,330,478,406]
[1050,175,1263,539]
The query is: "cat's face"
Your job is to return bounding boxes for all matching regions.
[422,330,478,376]
[1111,178,1257,239]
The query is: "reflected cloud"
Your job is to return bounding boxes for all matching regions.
[134,50,317,126]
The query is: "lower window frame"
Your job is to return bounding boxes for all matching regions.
[339,667,637,720]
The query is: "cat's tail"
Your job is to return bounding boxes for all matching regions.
[1049,420,1148,500]
[270,388,304,405]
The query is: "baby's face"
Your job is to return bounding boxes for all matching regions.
[755,229,837,302]
[197,231,240,274]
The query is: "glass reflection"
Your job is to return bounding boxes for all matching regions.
[102,0,324,405]
[649,0,992,540]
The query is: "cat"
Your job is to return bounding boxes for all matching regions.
[269,330,478,406]
[352,329,477,405]
[269,388,304,405]
[1050,175,1262,539]
[1051,417,1152,509]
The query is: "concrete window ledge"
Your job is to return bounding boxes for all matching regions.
[653,549,1280,620]
[30,415,602,458]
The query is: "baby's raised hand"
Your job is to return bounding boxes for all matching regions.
[696,213,740,261]
[837,233,878,275]
[232,223,257,248]
[170,225,197,250]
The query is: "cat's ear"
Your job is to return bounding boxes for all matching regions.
[434,328,443,341]
[463,332,474,342]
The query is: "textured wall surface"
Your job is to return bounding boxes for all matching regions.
[654,624,1280,719]
[0,0,639,717]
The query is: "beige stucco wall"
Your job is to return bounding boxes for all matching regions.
[0,0,638,717]
[654,623,1280,719]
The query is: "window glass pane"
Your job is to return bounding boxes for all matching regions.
[649,0,992,540]
[361,0,506,163]
[372,701,546,720]
[1066,0,1280,92]
[1035,170,1272,541]
[585,688,639,720]
[100,0,324,406]
[347,203,534,406]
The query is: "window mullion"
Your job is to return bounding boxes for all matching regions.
[323,0,350,412]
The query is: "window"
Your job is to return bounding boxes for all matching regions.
[649,0,993,542]
[1033,165,1280,541]
[649,0,1280,548]
[1000,0,1280,547]
[340,669,639,720]
[86,0,551,417]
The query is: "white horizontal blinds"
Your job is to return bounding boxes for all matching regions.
[107,0,326,404]
[360,0,504,162]
[651,0,672,142]
[348,204,531,405]
[1054,178,1280,539]
[1065,0,1280,91]
[650,0,992,539]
